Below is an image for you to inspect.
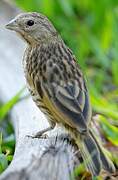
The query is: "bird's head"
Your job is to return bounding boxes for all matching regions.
[5,12,58,45]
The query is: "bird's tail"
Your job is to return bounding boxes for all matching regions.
[75,130,115,176]
[89,130,115,173]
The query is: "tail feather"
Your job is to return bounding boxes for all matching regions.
[90,130,115,173]
[83,134,102,175]
[76,133,102,176]
[75,130,115,176]
[79,142,96,175]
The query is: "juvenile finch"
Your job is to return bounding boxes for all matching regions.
[6,12,115,176]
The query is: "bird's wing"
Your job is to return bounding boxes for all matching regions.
[39,47,91,132]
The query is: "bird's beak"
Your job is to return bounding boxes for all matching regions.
[5,19,18,31]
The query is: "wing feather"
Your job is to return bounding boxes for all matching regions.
[38,46,92,132]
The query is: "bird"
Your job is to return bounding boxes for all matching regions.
[5,12,115,176]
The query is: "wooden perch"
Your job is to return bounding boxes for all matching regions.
[0,1,81,180]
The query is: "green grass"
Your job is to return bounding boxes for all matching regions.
[0,88,25,173]
[0,132,14,173]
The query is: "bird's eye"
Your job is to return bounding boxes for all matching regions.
[27,20,34,26]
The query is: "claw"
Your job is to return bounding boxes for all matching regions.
[26,134,48,139]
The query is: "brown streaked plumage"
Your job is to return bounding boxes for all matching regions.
[6,12,115,176]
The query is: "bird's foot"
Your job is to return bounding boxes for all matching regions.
[26,126,55,139]
[26,132,48,139]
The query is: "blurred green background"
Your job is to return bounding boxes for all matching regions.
[0,0,118,176]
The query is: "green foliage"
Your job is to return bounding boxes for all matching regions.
[0,88,25,121]
[0,153,8,173]
[73,162,85,178]
[0,134,8,173]
[99,115,118,146]
[0,133,15,173]
[90,89,118,120]
[0,88,24,174]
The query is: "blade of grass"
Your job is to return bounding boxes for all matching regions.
[0,87,25,121]
[0,133,2,154]
[0,154,8,173]
[90,87,118,120]
[99,115,118,146]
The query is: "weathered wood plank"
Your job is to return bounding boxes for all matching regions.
[0,1,80,179]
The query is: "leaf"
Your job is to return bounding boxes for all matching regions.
[2,146,14,156]
[99,115,118,146]
[112,153,118,167]
[88,35,110,68]
[90,87,118,120]
[0,133,2,154]
[92,176,102,180]
[6,155,13,162]
[0,154,8,173]
[0,87,25,121]
[2,134,15,148]
[73,163,85,177]
[112,59,118,85]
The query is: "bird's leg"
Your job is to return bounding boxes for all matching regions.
[27,122,56,139]
[32,126,54,138]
